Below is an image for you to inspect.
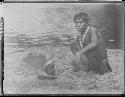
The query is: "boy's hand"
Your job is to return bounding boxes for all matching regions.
[75,51,81,57]
[75,48,86,59]
[79,49,86,54]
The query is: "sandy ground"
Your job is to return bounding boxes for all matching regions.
[3,47,124,94]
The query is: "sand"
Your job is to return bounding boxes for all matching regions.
[3,47,124,94]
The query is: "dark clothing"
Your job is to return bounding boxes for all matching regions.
[71,27,112,75]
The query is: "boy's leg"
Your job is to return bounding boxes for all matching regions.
[80,53,89,71]
[72,55,81,72]
[72,53,89,72]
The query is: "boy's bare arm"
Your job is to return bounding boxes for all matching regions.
[60,36,78,46]
[79,27,98,54]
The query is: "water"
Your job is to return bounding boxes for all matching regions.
[3,3,123,48]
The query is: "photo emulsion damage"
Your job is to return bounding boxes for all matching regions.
[0,17,4,96]
[2,3,124,94]
[3,0,123,2]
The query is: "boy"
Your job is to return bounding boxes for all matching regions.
[71,12,112,75]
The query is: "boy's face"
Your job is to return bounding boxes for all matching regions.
[74,19,86,34]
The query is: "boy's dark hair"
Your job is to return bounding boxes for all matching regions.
[74,12,89,23]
